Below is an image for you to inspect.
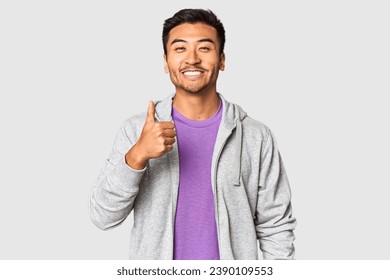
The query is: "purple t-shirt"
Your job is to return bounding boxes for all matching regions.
[172,101,222,260]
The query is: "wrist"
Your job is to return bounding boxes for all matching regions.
[125,144,148,170]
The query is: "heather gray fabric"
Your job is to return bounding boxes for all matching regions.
[89,93,297,259]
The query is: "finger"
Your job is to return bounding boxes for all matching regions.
[165,144,174,152]
[146,101,156,123]
[163,137,176,145]
[163,129,177,138]
[156,121,175,130]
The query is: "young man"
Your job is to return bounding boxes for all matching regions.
[90,9,296,260]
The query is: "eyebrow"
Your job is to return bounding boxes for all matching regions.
[170,38,216,45]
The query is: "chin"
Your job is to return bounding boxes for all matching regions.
[184,87,208,94]
[180,83,209,94]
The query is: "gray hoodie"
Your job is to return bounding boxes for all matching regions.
[89,93,296,259]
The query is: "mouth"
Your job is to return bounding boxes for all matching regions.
[181,68,205,77]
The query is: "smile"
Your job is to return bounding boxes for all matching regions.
[182,69,204,78]
[183,71,203,76]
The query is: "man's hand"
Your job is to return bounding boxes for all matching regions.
[125,101,176,170]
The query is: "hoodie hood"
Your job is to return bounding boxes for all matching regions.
[153,92,247,186]
[154,92,247,124]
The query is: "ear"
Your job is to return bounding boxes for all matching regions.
[219,52,226,71]
[163,54,169,73]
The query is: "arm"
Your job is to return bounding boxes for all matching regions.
[89,101,176,230]
[89,120,146,230]
[255,128,297,259]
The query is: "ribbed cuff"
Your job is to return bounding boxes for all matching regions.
[111,156,146,191]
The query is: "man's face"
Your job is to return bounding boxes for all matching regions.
[164,23,225,95]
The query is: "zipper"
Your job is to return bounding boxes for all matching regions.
[169,142,179,260]
[156,110,177,259]
[212,133,231,259]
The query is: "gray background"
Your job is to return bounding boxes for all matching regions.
[1,0,389,259]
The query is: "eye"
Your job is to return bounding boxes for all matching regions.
[199,46,210,51]
[174,46,186,52]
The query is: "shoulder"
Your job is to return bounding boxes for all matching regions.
[116,112,147,143]
[241,116,272,142]
[122,112,146,129]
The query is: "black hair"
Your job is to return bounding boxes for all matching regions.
[162,9,225,55]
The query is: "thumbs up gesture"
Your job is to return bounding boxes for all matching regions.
[125,101,176,170]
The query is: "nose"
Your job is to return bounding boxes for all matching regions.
[185,49,201,65]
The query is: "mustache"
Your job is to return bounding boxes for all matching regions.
[180,66,207,72]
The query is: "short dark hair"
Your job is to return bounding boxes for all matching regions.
[162,9,225,55]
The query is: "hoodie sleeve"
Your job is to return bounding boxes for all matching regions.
[89,120,146,230]
[255,127,297,259]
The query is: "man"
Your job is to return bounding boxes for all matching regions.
[90,8,296,260]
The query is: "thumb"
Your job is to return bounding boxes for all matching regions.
[146,101,156,123]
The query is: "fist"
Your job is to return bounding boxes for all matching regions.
[125,101,176,170]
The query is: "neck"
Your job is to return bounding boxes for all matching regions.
[172,89,220,121]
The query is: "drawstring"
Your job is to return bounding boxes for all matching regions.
[233,120,242,186]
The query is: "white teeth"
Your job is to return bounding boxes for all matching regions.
[183,71,202,76]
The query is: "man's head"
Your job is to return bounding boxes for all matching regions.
[162,9,225,56]
[162,9,226,95]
